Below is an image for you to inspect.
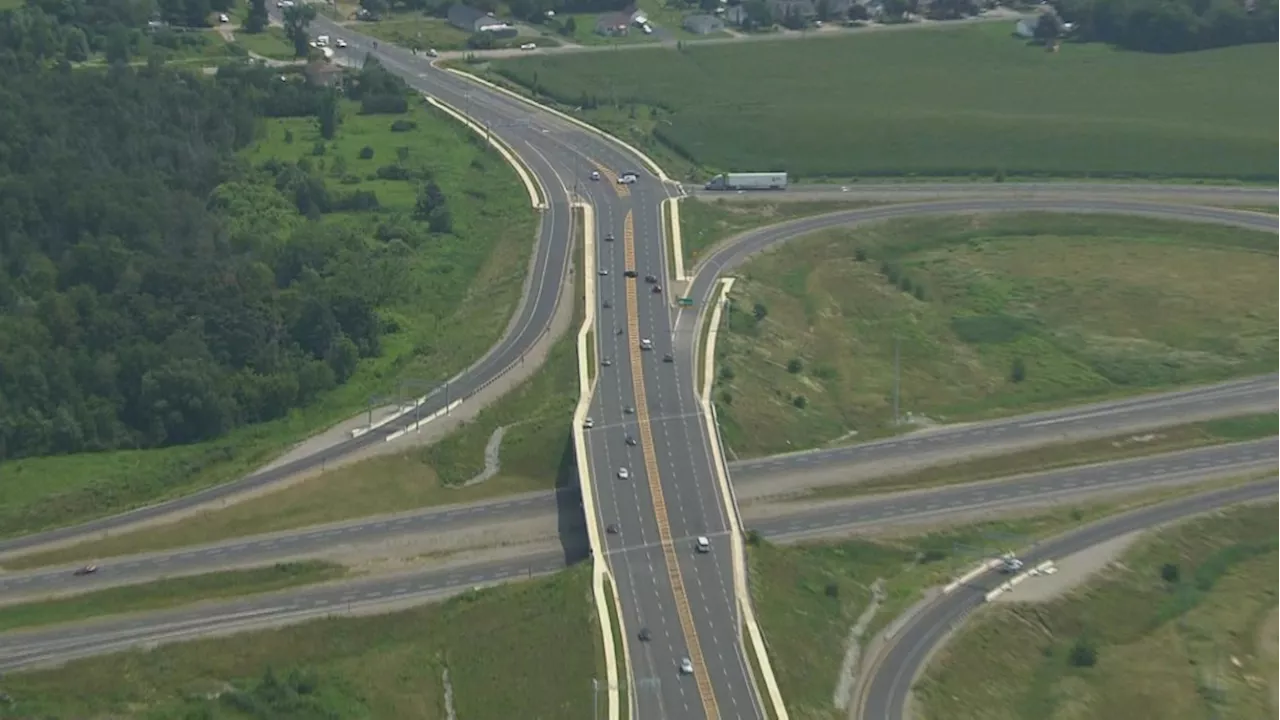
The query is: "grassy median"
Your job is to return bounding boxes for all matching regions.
[795,413,1278,500]
[0,562,345,633]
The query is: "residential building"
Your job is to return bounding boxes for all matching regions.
[683,13,725,33]
[447,4,512,33]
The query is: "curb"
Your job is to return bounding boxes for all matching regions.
[439,66,672,183]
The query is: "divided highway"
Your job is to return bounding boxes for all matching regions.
[5,466,1272,674]
[684,182,1278,206]
[0,14,1275,719]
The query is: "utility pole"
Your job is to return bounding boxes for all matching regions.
[892,335,901,425]
[592,678,600,720]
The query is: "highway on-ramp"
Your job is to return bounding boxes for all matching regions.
[856,477,1279,720]
[684,182,1278,206]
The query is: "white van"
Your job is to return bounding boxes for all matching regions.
[316,35,330,47]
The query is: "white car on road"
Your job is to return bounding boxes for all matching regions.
[520,42,537,50]
[679,657,694,675]
[617,467,630,480]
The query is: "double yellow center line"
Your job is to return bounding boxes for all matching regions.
[623,211,718,718]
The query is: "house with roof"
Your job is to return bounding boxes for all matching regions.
[683,13,725,34]
[448,4,513,33]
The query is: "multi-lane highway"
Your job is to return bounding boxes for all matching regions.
[857,477,1279,720]
[5,438,1274,599]
[5,464,1271,675]
[685,182,1278,206]
[729,374,1278,482]
[1,13,1277,718]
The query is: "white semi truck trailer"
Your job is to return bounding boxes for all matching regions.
[704,172,788,191]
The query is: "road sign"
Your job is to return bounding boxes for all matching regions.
[677,297,694,307]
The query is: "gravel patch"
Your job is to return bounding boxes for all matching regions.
[992,531,1142,604]
[459,426,508,487]
[833,578,886,711]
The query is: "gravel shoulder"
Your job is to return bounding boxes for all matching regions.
[992,531,1142,604]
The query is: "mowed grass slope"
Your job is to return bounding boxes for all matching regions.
[491,24,1278,180]
[0,100,537,539]
[714,214,1277,458]
[0,565,605,719]
[915,503,1279,720]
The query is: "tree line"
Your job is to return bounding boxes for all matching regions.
[1048,0,1276,52]
[0,5,445,461]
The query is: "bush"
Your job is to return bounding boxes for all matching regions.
[792,395,807,409]
[718,365,735,381]
[1068,637,1097,668]
[825,583,839,598]
[390,119,417,132]
[1161,563,1180,583]
[786,358,803,374]
[1011,357,1027,383]
[358,145,375,160]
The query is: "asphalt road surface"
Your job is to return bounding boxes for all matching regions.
[5,409,1274,599]
[729,375,1278,482]
[2,470,1272,675]
[858,477,1278,720]
[684,182,1277,206]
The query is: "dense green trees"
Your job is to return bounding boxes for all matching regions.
[1053,0,1277,52]
[0,10,440,461]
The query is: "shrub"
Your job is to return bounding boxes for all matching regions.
[1068,637,1097,668]
[358,145,375,160]
[1011,357,1027,383]
[1161,563,1180,583]
[786,358,803,374]
[792,395,807,409]
[390,119,417,132]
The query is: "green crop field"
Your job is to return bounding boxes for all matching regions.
[915,503,1279,720]
[489,24,1278,181]
[0,100,537,540]
[0,565,607,719]
[712,213,1277,459]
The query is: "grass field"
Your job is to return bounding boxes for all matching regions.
[797,413,1279,500]
[359,14,474,51]
[488,24,1278,181]
[713,213,1278,458]
[0,564,606,719]
[679,197,889,271]
[232,26,297,59]
[914,503,1279,720]
[0,100,537,541]
[747,486,1198,717]
[748,480,1268,720]
[0,562,344,633]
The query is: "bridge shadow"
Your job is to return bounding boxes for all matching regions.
[555,435,591,566]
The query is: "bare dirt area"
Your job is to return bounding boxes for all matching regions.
[993,531,1142,604]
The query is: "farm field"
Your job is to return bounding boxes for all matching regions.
[712,214,1277,459]
[0,564,606,719]
[488,24,1278,181]
[914,503,1279,720]
[749,483,1257,720]
[0,99,537,541]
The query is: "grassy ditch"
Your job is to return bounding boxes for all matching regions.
[914,503,1279,720]
[713,213,1278,458]
[0,562,345,633]
[0,564,600,719]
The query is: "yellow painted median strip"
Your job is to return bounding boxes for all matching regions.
[624,211,719,719]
